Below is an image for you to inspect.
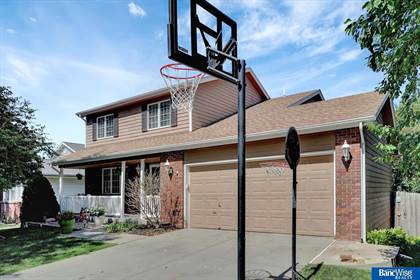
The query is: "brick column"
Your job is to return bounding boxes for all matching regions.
[160,152,184,228]
[335,128,361,241]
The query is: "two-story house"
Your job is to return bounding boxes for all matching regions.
[56,68,395,241]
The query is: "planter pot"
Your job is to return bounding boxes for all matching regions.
[59,219,75,234]
[94,216,105,227]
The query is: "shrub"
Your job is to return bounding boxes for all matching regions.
[104,220,139,233]
[367,227,420,266]
[20,173,60,223]
[57,211,75,221]
[89,207,105,217]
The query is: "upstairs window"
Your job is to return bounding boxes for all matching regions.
[148,100,171,130]
[97,114,114,139]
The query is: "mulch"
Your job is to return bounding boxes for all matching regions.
[130,226,177,236]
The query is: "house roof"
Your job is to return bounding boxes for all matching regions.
[56,90,390,167]
[62,142,85,152]
[75,68,269,118]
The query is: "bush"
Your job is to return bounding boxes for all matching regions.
[20,173,60,223]
[104,220,139,233]
[367,227,420,266]
[89,207,105,217]
[57,211,75,221]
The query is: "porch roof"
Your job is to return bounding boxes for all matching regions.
[56,91,389,168]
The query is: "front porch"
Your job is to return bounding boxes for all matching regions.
[57,157,162,218]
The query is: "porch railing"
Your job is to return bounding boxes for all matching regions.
[60,195,121,216]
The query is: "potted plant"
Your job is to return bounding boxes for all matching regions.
[90,207,106,227]
[57,211,75,234]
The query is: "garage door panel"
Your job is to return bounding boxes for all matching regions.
[189,155,334,236]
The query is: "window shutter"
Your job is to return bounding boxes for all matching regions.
[92,117,97,141]
[113,113,119,138]
[171,107,178,127]
[141,105,148,132]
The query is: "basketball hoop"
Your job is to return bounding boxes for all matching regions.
[259,162,285,177]
[160,63,204,112]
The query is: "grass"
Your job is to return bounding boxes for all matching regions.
[300,263,371,280]
[0,227,113,275]
[0,223,20,230]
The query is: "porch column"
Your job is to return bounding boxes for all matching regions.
[120,161,126,218]
[58,168,63,206]
[140,159,145,219]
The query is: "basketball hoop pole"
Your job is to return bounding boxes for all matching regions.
[237,59,246,280]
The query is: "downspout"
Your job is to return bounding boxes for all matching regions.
[359,122,366,242]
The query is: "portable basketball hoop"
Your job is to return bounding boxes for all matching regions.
[259,162,285,177]
[160,63,204,112]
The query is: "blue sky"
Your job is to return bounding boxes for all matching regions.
[0,0,382,146]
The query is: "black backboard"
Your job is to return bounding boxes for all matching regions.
[168,0,238,82]
[285,127,300,169]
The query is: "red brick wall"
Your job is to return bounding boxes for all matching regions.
[160,152,184,228]
[0,202,21,223]
[335,128,361,241]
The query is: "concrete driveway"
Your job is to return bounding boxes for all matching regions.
[5,229,333,280]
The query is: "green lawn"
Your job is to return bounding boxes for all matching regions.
[0,227,113,275]
[301,263,371,280]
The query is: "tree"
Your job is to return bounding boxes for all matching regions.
[0,87,53,190]
[20,173,60,223]
[345,0,419,192]
[125,172,161,227]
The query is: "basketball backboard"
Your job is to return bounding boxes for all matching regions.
[168,0,238,83]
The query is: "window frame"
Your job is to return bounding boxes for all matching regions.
[147,99,171,130]
[102,167,120,195]
[96,114,114,139]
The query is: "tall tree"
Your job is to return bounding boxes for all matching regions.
[0,87,53,190]
[345,0,419,192]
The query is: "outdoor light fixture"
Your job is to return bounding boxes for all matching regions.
[341,140,352,170]
[75,173,83,180]
[164,159,174,178]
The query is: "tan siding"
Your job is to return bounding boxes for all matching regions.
[192,76,264,130]
[365,127,393,231]
[189,155,334,236]
[86,97,189,147]
[186,133,335,164]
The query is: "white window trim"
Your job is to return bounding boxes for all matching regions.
[147,99,171,130]
[102,167,120,195]
[97,113,114,139]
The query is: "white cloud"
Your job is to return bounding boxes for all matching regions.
[29,17,37,22]
[339,48,363,62]
[225,0,365,59]
[5,29,16,34]
[128,2,146,17]
[6,55,48,86]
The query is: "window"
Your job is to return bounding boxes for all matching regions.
[102,167,120,194]
[97,114,114,139]
[148,100,171,129]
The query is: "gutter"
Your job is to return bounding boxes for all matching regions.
[359,122,367,242]
[56,115,376,167]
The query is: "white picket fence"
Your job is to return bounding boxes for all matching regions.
[395,191,420,236]
[60,195,121,216]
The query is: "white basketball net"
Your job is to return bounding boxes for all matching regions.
[259,162,285,176]
[160,63,204,112]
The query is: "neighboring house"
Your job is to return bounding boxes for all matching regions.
[55,68,395,241]
[0,142,85,222]
[43,142,85,199]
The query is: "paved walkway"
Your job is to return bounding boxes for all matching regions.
[69,227,145,244]
[4,229,333,280]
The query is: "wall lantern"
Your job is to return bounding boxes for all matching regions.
[75,173,83,180]
[341,140,352,170]
[164,159,174,178]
